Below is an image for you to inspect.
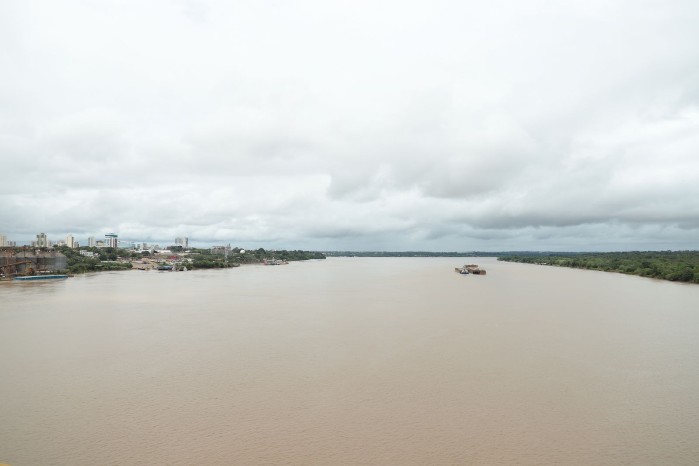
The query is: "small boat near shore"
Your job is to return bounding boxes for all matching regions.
[14,274,68,281]
[263,258,288,265]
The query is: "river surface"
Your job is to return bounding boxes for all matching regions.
[1,257,699,465]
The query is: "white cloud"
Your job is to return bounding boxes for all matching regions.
[1,0,698,250]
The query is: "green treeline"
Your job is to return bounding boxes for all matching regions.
[56,245,325,274]
[165,247,325,270]
[188,256,239,269]
[499,251,699,283]
[190,248,325,266]
[57,246,133,273]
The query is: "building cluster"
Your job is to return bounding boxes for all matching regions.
[0,232,190,252]
[0,232,84,249]
[0,234,17,247]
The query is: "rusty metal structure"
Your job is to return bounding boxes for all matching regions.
[0,250,68,276]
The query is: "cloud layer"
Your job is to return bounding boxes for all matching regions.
[1,0,698,250]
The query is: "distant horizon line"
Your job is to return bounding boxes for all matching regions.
[1,233,696,254]
[2,244,697,255]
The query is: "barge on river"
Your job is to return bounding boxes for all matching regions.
[454,264,486,275]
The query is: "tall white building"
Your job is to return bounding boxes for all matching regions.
[0,234,7,247]
[87,236,95,247]
[36,232,48,248]
[175,237,189,248]
[66,234,75,248]
[105,233,118,248]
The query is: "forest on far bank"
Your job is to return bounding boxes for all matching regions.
[498,251,699,283]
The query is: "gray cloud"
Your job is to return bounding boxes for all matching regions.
[1,0,698,251]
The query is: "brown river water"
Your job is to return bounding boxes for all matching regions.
[1,257,699,465]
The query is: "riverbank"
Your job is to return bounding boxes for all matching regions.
[52,245,325,274]
[499,251,699,284]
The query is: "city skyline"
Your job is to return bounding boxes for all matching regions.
[1,1,698,252]
[2,227,698,253]
[0,231,188,250]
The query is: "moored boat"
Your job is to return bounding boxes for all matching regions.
[263,258,288,265]
[14,274,68,281]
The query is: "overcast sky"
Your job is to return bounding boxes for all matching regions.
[1,0,698,251]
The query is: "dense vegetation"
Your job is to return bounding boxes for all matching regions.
[499,251,699,283]
[186,252,240,269]
[54,245,324,273]
[191,248,325,265]
[56,246,133,273]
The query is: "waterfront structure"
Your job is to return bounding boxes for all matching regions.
[105,233,118,248]
[0,251,67,275]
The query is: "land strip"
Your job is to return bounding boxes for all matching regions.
[498,251,699,284]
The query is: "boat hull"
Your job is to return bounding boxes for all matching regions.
[14,275,68,281]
